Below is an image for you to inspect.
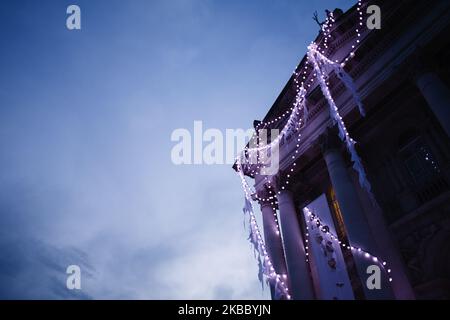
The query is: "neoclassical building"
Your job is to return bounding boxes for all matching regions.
[235,0,450,300]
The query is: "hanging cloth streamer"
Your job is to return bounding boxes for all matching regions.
[307,44,374,200]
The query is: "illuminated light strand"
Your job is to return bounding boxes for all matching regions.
[251,74,308,132]
[303,207,393,282]
[238,131,302,203]
[237,161,292,299]
[238,164,291,292]
[307,43,373,196]
[253,57,314,131]
[237,87,307,206]
[339,0,364,68]
[237,152,291,290]
[245,86,307,155]
[239,85,306,164]
[317,11,335,54]
[264,178,281,235]
[236,169,283,234]
[304,226,310,264]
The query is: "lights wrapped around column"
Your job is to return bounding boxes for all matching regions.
[238,161,292,300]
[273,173,315,300]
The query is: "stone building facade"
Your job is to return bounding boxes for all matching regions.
[236,0,450,299]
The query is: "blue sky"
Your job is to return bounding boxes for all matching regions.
[0,0,353,299]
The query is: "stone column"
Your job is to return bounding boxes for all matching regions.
[350,170,416,300]
[414,65,450,137]
[319,126,393,299]
[274,174,315,300]
[257,187,288,299]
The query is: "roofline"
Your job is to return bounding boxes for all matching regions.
[262,3,359,123]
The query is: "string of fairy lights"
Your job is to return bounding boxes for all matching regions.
[303,207,392,282]
[238,164,292,299]
[235,1,391,299]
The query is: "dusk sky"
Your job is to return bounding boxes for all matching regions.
[0,0,353,299]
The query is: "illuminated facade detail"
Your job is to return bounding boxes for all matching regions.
[234,0,450,300]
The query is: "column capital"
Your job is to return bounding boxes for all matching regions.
[269,171,294,195]
[318,125,342,156]
[255,183,277,207]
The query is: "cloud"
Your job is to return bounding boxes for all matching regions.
[0,166,268,299]
[0,236,93,300]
